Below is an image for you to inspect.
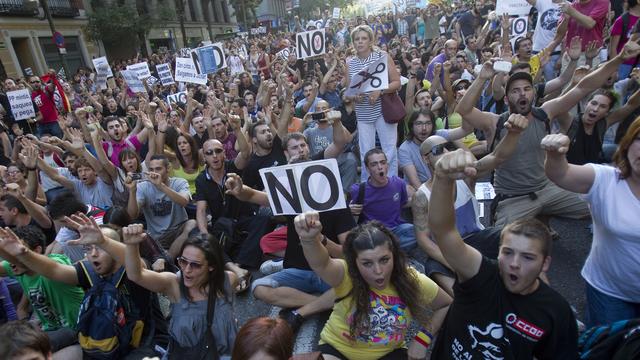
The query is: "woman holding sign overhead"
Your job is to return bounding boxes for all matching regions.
[345,25,401,182]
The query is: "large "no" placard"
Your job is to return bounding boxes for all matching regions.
[259,159,346,215]
[296,29,325,60]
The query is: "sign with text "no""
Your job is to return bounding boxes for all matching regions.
[296,29,325,60]
[259,159,346,215]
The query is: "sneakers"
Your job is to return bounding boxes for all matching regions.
[260,259,284,275]
[279,308,304,333]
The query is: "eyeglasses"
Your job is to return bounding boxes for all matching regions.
[6,170,22,175]
[177,256,203,270]
[204,148,224,156]
[430,142,457,156]
[30,80,41,84]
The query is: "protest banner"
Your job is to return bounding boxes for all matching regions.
[121,69,146,93]
[496,0,532,16]
[259,159,346,215]
[276,46,297,61]
[6,89,35,121]
[345,54,389,96]
[174,57,208,85]
[92,56,113,77]
[296,29,326,59]
[191,43,227,74]
[127,62,152,80]
[156,63,175,86]
[166,91,187,110]
[332,8,340,19]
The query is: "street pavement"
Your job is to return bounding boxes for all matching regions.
[233,215,594,354]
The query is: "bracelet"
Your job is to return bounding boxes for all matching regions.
[414,329,434,348]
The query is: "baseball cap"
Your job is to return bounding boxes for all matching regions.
[505,71,533,93]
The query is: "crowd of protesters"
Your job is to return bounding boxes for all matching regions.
[0,0,639,359]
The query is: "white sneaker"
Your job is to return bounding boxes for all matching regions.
[260,260,284,275]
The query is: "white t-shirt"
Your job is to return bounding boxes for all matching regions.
[533,0,562,52]
[582,164,640,302]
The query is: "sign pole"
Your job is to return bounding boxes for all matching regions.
[39,0,69,78]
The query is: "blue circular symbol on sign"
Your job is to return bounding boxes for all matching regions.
[53,32,65,48]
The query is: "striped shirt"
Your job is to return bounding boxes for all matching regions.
[348,51,384,123]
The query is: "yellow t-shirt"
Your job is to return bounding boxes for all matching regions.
[512,54,541,80]
[448,112,479,148]
[319,260,439,360]
[171,164,203,195]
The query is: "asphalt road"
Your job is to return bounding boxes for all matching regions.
[233,215,594,355]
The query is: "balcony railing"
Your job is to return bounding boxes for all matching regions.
[0,0,83,17]
[0,0,38,16]
[47,0,81,17]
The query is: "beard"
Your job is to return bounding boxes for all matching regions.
[508,97,533,116]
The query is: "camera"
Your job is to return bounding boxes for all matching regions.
[311,112,325,121]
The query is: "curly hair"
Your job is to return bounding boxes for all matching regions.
[342,221,429,338]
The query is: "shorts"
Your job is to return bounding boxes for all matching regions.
[317,343,407,359]
[251,268,330,295]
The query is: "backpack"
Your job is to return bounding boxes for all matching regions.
[489,107,550,152]
[77,262,144,359]
[579,318,640,359]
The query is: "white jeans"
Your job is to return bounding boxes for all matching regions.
[357,113,398,182]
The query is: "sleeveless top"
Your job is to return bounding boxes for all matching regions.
[167,276,237,358]
[419,181,484,238]
[172,164,204,195]
[348,51,384,123]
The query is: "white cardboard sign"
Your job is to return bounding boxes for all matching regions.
[166,91,187,110]
[92,56,113,77]
[332,8,341,19]
[276,47,297,61]
[191,43,227,74]
[259,159,346,215]
[345,54,389,96]
[156,63,175,86]
[174,57,208,85]
[121,69,146,93]
[296,29,326,60]
[496,0,532,16]
[127,62,152,80]
[6,89,35,121]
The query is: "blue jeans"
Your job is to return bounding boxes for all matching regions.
[37,121,63,138]
[392,223,417,252]
[251,268,331,295]
[585,282,640,328]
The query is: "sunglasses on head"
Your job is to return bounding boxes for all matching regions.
[204,148,224,156]
[431,142,457,156]
[177,256,203,270]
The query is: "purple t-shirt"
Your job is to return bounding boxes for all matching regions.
[350,175,407,229]
[563,0,609,50]
[426,53,447,83]
[102,134,142,167]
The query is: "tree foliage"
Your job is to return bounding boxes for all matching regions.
[298,0,355,19]
[84,3,154,45]
[228,0,260,28]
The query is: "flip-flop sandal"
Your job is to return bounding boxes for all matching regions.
[235,272,252,293]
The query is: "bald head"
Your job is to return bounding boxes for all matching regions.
[445,40,458,59]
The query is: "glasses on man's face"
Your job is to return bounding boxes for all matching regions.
[204,148,225,156]
[177,256,203,270]
[431,142,457,156]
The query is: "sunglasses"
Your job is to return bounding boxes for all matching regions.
[430,142,457,156]
[177,256,203,270]
[204,148,224,156]
[30,80,41,84]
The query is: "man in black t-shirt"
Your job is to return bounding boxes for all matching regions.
[225,112,353,332]
[239,120,288,191]
[428,149,578,359]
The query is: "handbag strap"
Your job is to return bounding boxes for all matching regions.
[205,286,219,360]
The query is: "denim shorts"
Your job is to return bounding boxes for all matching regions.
[251,268,331,295]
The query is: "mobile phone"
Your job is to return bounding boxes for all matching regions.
[130,173,144,181]
[311,112,325,121]
[493,61,512,73]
